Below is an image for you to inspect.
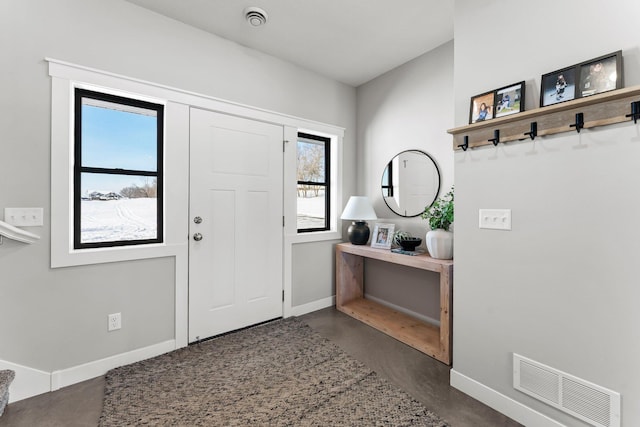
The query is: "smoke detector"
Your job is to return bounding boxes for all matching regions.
[244,7,268,27]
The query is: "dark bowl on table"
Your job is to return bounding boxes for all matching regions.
[399,237,422,251]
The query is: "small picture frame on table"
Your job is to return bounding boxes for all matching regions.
[578,51,622,98]
[469,90,495,124]
[540,66,577,107]
[371,223,395,249]
[495,81,525,118]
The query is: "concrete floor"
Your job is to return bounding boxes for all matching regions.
[0,307,520,426]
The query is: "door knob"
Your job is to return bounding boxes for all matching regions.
[193,233,203,241]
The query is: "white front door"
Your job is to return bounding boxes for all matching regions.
[189,108,283,342]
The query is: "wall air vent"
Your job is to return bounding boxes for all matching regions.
[513,354,620,427]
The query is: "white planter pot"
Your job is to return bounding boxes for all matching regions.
[426,229,453,260]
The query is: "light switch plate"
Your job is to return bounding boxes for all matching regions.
[479,209,511,230]
[4,208,44,226]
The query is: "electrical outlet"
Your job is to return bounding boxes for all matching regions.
[108,313,121,331]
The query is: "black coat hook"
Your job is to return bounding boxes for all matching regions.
[625,101,640,124]
[569,112,584,133]
[488,129,500,146]
[458,136,469,151]
[524,122,538,140]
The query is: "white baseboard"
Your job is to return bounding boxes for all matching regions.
[51,340,175,391]
[290,296,335,317]
[0,360,50,403]
[364,294,440,327]
[1,339,176,403]
[450,369,565,427]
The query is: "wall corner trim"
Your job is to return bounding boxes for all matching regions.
[450,369,565,427]
[0,359,50,403]
[51,340,176,392]
[290,296,335,317]
[1,339,175,403]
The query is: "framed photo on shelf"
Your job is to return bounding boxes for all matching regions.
[578,51,622,98]
[540,66,576,107]
[495,81,525,118]
[540,50,623,107]
[469,90,495,124]
[371,223,395,249]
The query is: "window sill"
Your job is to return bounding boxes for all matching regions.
[51,242,186,268]
[286,230,341,244]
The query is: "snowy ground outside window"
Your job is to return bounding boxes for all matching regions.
[81,195,326,242]
[81,198,157,243]
[297,195,325,229]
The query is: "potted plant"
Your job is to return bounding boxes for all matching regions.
[420,186,453,259]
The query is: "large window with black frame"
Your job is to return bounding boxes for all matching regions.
[296,132,330,232]
[74,88,164,249]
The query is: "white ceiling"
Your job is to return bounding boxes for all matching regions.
[125,0,454,87]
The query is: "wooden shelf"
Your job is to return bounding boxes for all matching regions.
[448,85,640,151]
[339,299,442,359]
[335,243,453,365]
[334,243,453,272]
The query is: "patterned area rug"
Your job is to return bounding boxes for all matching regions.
[0,370,15,417]
[99,318,448,426]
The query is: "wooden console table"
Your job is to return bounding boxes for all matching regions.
[335,243,453,365]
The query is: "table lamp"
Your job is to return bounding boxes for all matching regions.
[340,196,377,245]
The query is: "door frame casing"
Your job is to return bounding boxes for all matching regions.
[48,58,344,350]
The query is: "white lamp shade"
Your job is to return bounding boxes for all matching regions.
[340,196,377,221]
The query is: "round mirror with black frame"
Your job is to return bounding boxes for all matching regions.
[381,150,441,217]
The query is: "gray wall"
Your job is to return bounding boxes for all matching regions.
[355,41,454,320]
[0,0,355,372]
[453,0,640,425]
[291,241,336,306]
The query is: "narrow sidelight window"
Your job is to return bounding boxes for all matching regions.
[296,132,330,232]
[74,88,163,248]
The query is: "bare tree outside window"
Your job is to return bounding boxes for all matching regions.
[120,178,158,199]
